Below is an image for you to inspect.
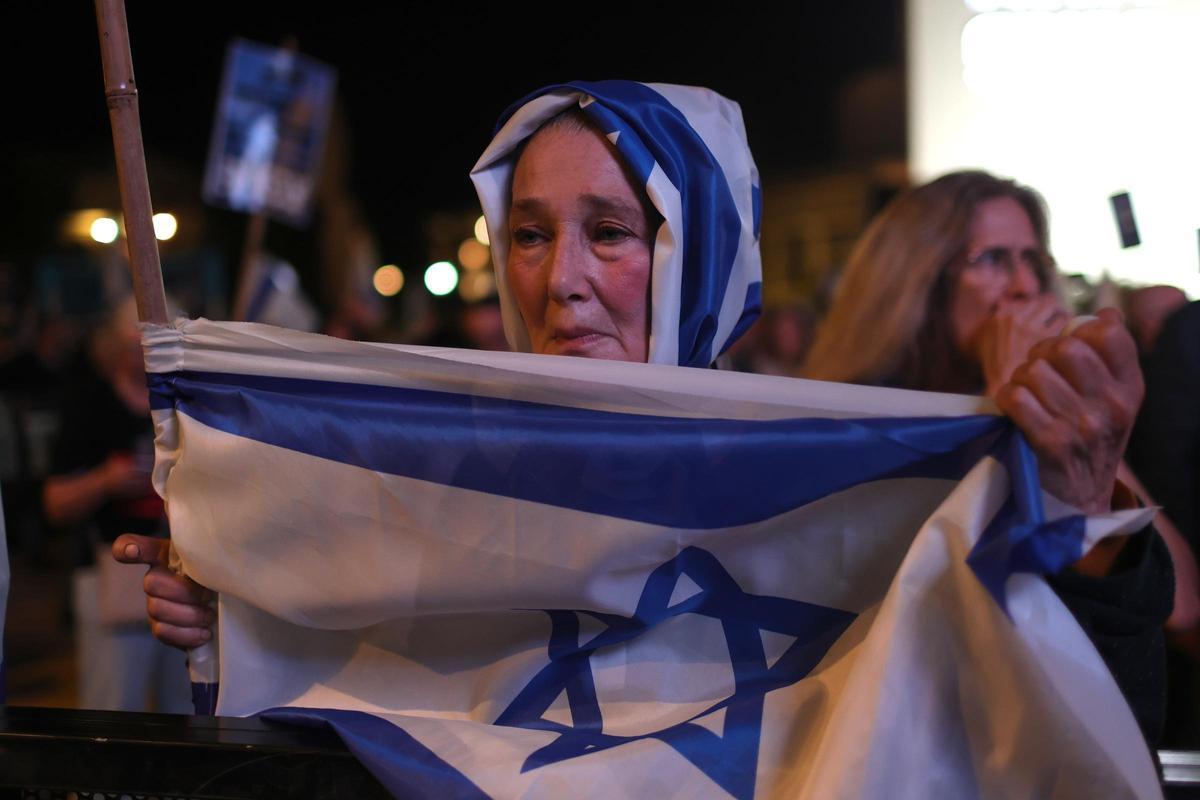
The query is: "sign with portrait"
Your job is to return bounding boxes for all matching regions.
[202,39,336,227]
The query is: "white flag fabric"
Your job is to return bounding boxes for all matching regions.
[145,318,1159,799]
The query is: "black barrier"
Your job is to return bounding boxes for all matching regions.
[2,706,1199,799]
[1164,750,1200,799]
[0,706,389,799]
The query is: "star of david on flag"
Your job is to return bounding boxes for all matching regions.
[494,547,856,800]
[144,318,1160,799]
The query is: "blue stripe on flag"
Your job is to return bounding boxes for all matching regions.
[259,707,489,799]
[191,680,219,715]
[967,428,1087,609]
[147,369,1007,530]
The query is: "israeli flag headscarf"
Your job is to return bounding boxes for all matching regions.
[470,81,762,368]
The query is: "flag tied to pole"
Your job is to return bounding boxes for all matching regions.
[144,318,1159,799]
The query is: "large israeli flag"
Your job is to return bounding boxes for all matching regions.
[145,319,1159,799]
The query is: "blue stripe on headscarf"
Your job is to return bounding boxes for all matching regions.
[497,81,752,368]
[722,281,763,357]
[751,184,762,239]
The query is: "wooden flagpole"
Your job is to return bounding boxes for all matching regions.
[95,0,168,325]
[95,0,222,715]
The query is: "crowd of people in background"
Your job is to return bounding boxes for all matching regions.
[1,170,1197,744]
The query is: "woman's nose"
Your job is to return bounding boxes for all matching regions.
[546,235,591,302]
[1005,258,1041,300]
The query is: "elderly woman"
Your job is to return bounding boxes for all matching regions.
[118,90,1161,738]
[470,80,762,368]
[804,170,1173,742]
[116,80,761,639]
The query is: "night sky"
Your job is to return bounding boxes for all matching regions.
[1,1,901,299]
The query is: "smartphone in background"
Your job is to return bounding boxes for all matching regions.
[1110,191,1141,248]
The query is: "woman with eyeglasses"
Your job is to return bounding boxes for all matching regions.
[804,169,1176,747]
[804,170,1066,396]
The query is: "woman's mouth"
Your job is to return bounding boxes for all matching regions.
[549,329,609,355]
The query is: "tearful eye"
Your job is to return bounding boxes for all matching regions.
[595,224,633,243]
[511,227,545,246]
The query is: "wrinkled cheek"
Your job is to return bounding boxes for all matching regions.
[611,262,652,361]
[505,261,546,344]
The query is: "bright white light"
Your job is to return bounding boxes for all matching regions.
[90,217,119,244]
[424,261,459,296]
[373,264,404,297]
[965,0,1156,11]
[912,0,1200,295]
[152,212,178,241]
[473,215,490,246]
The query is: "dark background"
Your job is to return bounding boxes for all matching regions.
[0,1,903,288]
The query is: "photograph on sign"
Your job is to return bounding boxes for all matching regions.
[202,39,336,227]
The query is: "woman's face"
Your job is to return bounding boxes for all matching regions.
[506,123,655,362]
[949,196,1050,355]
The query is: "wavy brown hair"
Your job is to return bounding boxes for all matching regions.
[802,170,1053,393]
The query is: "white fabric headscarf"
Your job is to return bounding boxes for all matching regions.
[470,81,762,368]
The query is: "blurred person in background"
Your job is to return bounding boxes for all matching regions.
[727,304,815,376]
[1130,298,1200,745]
[323,291,385,341]
[805,171,1067,396]
[1123,283,1197,594]
[1124,284,1188,360]
[1130,296,1200,566]
[41,297,191,713]
[415,290,510,352]
[1113,283,1198,746]
[458,292,508,353]
[0,264,78,560]
[803,169,1185,746]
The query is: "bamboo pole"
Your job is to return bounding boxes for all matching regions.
[95,0,168,324]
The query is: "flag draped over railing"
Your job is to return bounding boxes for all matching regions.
[144,318,1159,800]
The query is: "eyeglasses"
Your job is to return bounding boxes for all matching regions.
[961,246,1055,287]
